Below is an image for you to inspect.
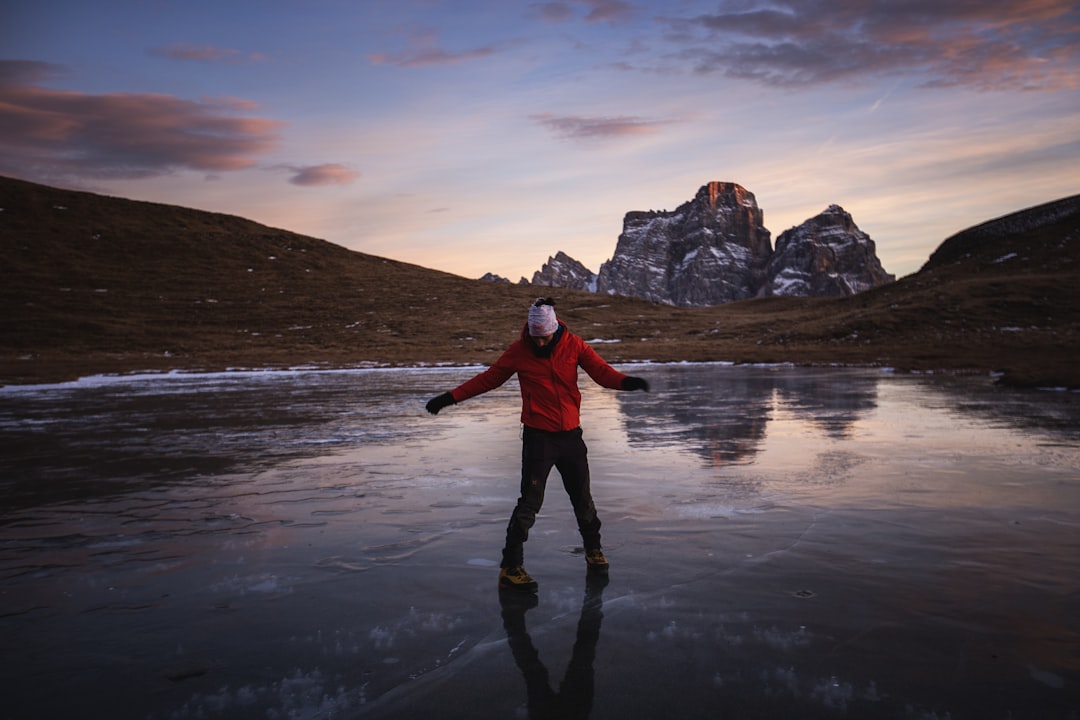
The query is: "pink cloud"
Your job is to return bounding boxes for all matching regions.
[0,61,283,180]
[369,46,497,67]
[0,59,61,86]
[150,43,268,63]
[534,0,636,24]
[286,164,360,187]
[531,112,666,139]
[577,0,636,24]
[532,2,575,22]
[368,28,498,68]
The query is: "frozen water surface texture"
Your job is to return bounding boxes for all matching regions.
[1,365,1078,719]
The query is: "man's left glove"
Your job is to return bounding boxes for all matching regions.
[425,392,457,415]
[622,376,649,392]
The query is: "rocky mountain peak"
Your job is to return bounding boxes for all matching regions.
[596,181,772,306]
[764,205,895,297]
[531,251,598,292]
[701,180,758,211]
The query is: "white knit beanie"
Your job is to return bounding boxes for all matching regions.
[527,298,558,336]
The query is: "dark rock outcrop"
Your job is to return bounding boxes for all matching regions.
[763,205,894,297]
[596,182,772,306]
[530,251,598,292]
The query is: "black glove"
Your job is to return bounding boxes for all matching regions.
[622,376,649,392]
[425,392,456,415]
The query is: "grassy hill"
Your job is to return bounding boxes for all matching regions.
[2,175,1077,388]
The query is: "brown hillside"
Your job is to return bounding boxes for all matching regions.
[1,175,1077,388]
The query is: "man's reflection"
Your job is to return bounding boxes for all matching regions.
[499,575,608,719]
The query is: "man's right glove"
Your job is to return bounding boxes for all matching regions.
[425,392,456,415]
[622,376,649,392]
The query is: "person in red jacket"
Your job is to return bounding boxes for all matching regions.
[426,297,649,593]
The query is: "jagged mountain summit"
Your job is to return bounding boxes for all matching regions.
[531,251,598,292]
[763,204,895,297]
[494,182,895,307]
[596,182,772,306]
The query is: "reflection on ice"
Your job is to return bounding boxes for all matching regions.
[615,366,879,466]
[1,365,1078,719]
[499,576,606,720]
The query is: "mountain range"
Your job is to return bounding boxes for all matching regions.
[1,175,1077,388]
[521,182,894,306]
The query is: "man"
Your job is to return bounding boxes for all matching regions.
[426,298,649,593]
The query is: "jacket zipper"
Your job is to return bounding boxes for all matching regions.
[547,349,565,430]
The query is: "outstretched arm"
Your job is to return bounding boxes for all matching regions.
[425,348,519,415]
[578,341,649,392]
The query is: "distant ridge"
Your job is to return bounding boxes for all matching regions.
[1,174,1077,388]
[923,193,1080,270]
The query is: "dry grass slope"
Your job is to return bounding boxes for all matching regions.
[2,175,1078,388]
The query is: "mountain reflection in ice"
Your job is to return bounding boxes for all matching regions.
[614,366,879,465]
[1,365,1078,720]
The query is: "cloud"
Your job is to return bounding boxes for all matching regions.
[368,29,497,67]
[532,2,575,22]
[284,163,360,187]
[0,61,283,181]
[368,46,497,67]
[531,112,667,139]
[662,0,1080,90]
[150,43,268,63]
[534,0,637,24]
[0,59,62,86]
[577,0,637,24]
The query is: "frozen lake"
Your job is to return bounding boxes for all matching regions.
[1,364,1078,719]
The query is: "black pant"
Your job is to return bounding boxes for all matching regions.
[501,426,602,568]
[500,575,607,718]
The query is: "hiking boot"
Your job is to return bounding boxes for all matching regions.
[585,548,609,574]
[499,566,538,593]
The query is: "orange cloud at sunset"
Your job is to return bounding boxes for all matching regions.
[285,164,360,187]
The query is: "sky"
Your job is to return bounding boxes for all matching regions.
[3,0,1078,282]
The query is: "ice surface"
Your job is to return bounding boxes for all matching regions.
[1,365,1078,719]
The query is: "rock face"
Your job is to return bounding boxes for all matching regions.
[763,205,895,297]
[531,251,598,292]
[596,182,772,306]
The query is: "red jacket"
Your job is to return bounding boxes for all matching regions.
[449,323,629,432]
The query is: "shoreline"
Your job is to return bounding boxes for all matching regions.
[6,358,1070,394]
